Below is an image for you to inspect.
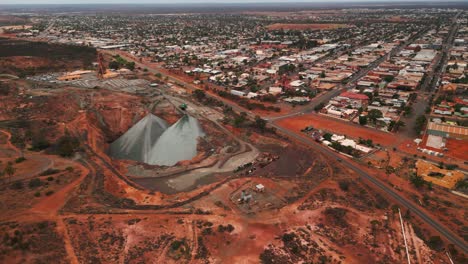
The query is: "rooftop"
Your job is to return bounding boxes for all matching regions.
[339,91,369,100]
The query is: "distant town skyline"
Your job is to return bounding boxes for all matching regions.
[1,0,462,5]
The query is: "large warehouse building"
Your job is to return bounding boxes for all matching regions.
[426,122,468,140]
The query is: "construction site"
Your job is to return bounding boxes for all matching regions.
[0,37,466,264]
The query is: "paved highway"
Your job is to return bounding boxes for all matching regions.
[102,33,468,252]
[271,123,468,254]
[271,22,468,253]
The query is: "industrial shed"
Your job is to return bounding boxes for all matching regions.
[426,122,468,140]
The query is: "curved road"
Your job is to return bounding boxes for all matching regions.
[272,123,468,253]
[102,48,468,253]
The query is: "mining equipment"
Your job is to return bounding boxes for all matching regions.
[97,52,106,78]
[179,103,188,111]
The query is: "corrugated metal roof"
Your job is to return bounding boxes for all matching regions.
[427,122,468,136]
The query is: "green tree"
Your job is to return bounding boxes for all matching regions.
[394,120,405,131]
[359,115,368,125]
[384,76,394,83]
[233,112,247,128]
[414,115,427,134]
[4,162,16,182]
[409,173,425,188]
[403,106,413,116]
[193,89,206,101]
[126,62,136,71]
[108,60,120,70]
[56,131,80,157]
[427,236,444,251]
[367,109,383,124]
[254,116,267,131]
[314,102,325,111]
[31,129,50,151]
[364,92,374,101]
[322,133,332,141]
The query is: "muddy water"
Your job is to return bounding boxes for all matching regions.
[132,171,228,194]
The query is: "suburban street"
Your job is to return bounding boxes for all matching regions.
[104,46,468,253]
[2,4,467,264]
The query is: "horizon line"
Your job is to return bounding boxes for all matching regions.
[1,0,466,5]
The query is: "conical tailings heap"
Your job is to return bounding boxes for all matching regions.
[147,114,205,166]
[109,114,205,166]
[109,114,168,163]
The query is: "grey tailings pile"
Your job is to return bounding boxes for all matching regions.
[148,114,205,166]
[108,114,168,163]
[109,113,204,166]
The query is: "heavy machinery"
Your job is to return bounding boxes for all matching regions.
[97,52,106,78]
[238,190,252,204]
[179,103,188,111]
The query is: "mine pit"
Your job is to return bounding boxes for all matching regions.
[2,25,465,263]
[24,68,260,194]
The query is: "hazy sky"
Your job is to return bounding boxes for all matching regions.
[0,0,448,5]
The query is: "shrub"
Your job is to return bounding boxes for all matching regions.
[45,190,54,196]
[324,207,348,227]
[10,181,23,190]
[40,168,60,176]
[217,225,225,232]
[217,224,234,233]
[359,115,367,125]
[46,176,54,181]
[30,137,50,151]
[226,224,235,233]
[15,157,26,163]
[56,133,80,157]
[201,228,212,235]
[37,222,48,229]
[338,180,350,191]
[281,233,295,243]
[28,178,43,188]
[445,164,458,170]
[414,115,427,134]
[427,236,444,251]
[170,240,184,251]
[314,102,325,111]
[322,133,332,141]
[409,173,425,188]
[34,191,41,197]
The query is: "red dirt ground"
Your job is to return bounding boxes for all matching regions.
[0,56,52,70]
[0,77,464,263]
[398,137,468,170]
[445,138,468,160]
[276,113,402,146]
[387,16,412,22]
